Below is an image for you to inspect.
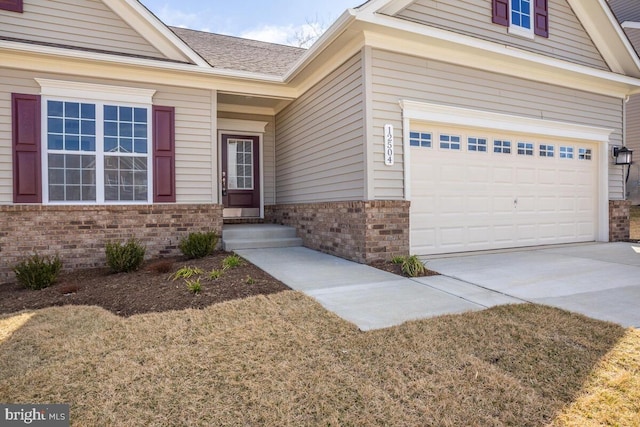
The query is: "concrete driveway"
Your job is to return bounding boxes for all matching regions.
[425,242,640,328]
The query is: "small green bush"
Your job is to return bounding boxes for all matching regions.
[208,269,223,280]
[391,255,405,265]
[170,266,204,281]
[179,231,219,259]
[185,278,202,294]
[401,255,425,278]
[222,254,244,270]
[13,254,62,290]
[105,239,146,273]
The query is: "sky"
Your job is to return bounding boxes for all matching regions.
[140,0,362,47]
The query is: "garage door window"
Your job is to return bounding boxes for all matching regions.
[517,142,534,156]
[494,139,512,154]
[468,137,487,152]
[440,134,461,150]
[410,131,432,148]
[560,146,574,159]
[539,144,554,157]
[578,148,592,160]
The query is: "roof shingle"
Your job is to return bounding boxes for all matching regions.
[169,26,306,76]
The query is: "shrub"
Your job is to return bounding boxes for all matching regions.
[170,266,203,281]
[222,254,244,270]
[185,278,202,294]
[208,269,223,280]
[13,254,62,290]
[391,255,405,265]
[179,231,219,259]
[105,239,146,273]
[401,255,426,278]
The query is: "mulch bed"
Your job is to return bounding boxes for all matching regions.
[0,252,289,317]
[368,260,440,277]
[0,252,437,317]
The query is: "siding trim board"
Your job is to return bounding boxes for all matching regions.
[359,15,639,98]
[400,100,611,242]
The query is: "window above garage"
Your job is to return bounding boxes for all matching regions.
[492,0,549,38]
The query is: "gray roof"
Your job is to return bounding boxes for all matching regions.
[169,26,306,76]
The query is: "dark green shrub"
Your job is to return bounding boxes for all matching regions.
[105,239,146,273]
[13,254,62,290]
[179,231,219,259]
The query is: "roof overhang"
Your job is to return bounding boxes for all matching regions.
[285,1,640,98]
[0,39,298,101]
[102,0,210,67]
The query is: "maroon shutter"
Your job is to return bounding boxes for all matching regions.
[534,0,549,38]
[492,0,509,26]
[0,0,23,13]
[152,105,176,203]
[12,93,41,203]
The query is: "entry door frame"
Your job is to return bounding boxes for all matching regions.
[218,119,267,219]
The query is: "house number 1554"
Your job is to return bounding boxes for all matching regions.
[384,124,394,166]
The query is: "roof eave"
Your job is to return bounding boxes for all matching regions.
[103,0,210,67]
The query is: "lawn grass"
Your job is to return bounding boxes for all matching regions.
[630,205,640,240]
[0,292,633,426]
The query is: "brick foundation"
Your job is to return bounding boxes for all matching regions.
[265,200,410,263]
[0,204,223,284]
[609,200,631,241]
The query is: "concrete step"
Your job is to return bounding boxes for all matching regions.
[222,224,303,251]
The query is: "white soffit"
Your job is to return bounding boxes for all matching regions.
[36,78,156,104]
[400,100,614,141]
[218,119,269,133]
[569,0,640,76]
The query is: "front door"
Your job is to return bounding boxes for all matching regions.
[221,134,260,217]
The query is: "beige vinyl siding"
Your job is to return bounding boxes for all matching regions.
[395,0,609,70]
[275,53,365,204]
[0,70,40,204]
[369,48,624,200]
[218,112,277,205]
[153,89,215,204]
[625,95,640,203]
[0,69,215,204]
[0,0,164,59]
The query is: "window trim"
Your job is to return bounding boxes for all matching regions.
[508,0,534,38]
[36,80,156,205]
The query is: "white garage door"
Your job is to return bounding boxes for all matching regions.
[410,125,598,255]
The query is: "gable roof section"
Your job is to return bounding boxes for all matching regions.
[170,27,305,76]
[357,0,640,77]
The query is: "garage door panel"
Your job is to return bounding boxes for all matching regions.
[410,128,598,255]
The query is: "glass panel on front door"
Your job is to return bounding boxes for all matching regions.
[227,139,254,190]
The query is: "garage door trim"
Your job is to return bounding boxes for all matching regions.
[400,100,613,244]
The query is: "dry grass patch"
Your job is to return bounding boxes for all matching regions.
[550,328,640,427]
[0,293,628,426]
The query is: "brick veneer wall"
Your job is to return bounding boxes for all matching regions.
[0,204,223,284]
[609,200,631,241]
[265,200,410,263]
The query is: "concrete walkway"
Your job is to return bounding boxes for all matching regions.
[236,246,520,331]
[425,242,640,328]
[238,242,640,330]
